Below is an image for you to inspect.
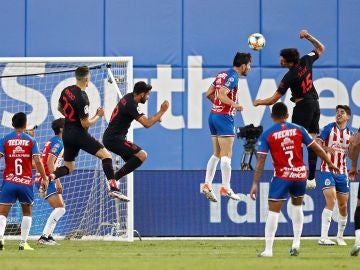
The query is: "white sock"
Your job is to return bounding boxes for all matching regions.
[337,215,347,238]
[220,156,231,189]
[264,211,279,254]
[21,216,32,243]
[0,215,7,240]
[355,229,360,246]
[43,207,66,237]
[321,208,333,239]
[291,205,304,249]
[205,155,219,184]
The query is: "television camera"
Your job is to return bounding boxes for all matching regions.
[236,124,263,170]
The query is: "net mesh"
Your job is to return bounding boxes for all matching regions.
[0,58,133,240]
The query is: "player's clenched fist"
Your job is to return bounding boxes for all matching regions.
[160,100,169,112]
[96,107,105,117]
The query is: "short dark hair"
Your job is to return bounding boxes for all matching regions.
[52,118,65,135]
[336,105,352,116]
[12,112,27,129]
[133,81,152,94]
[75,66,90,80]
[233,52,252,67]
[271,102,288,119]
[280,48,300,64]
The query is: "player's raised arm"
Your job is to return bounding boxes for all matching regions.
[253,91,282,106]
[80,107,104,129]
[137,101,169,128]
[299,29,325,56]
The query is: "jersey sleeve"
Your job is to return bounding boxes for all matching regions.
[317,123,333,142]
[256,133,269,154]
[129,103,144,120]
[277,73,291,95]
[223,74,237,91]
[304,50,319,65]
[300,126,314,146]
[32,139,41,156]
[49,140,64,157]
[76,93,90,120]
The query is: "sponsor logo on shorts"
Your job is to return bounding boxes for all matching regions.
[324,178,331,186]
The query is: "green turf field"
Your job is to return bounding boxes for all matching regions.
[0,239,358,270]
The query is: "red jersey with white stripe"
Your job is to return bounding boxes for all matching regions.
[318,122,352,174]
[0,131,40,186]
[257,122,314,181]
[210,68,239,116]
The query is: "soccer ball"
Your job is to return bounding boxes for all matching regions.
[248,33,266,51]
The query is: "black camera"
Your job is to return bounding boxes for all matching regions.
[236,124,263,141]
[237,124,263,170]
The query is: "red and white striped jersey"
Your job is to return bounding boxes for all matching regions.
[318,122,352,174]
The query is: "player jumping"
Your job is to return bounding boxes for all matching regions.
[103,81,169,181]
[202,52,252,202]
[253,30,325,190]
[49,66,129,201]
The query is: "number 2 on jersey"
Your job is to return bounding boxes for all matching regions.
[285,150,294,167]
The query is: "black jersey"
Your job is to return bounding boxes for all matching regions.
[104,93,144,139]
[277,50,319,101]
[58,85,89,129]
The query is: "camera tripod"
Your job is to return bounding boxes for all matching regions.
[240,141,257,170]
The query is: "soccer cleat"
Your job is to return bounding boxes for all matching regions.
[0,239,4,250]
[350,245,360,256]
[219,186,240,201]
[108,179,130,202]
[290,247,299,256]
[202,183,218,202]
[257,250,273,257]
[19,242,34,250]
[305,179,316,190]
[318,238,336,246]
[47,235,60,245]
[336,237,347,246]
[38,235,55,246]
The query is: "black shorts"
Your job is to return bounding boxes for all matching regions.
[358,183,360,199]
[103,136,141,162]
[63,125,104,162]
[292,98,320,134]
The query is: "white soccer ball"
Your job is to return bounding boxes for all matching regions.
[248,33,266,51]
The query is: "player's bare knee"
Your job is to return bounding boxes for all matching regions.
[136,150,147,162]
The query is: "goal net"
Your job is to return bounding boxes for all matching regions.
[0,57,134,241]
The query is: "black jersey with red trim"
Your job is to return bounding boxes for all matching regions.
[104,93,144,139]
[58,85,89,129]
[277,50,320,101]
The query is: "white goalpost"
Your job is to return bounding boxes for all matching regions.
[0,57,134,241]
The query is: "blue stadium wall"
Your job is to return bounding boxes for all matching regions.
[1,0,360,236]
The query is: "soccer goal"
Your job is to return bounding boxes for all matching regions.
[0,57,134,241]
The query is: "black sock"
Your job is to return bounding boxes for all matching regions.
[53,166,70,179]
[308,148,317,180]
[115,156,143,180]
[102,158,115,180]
[355,206,360,230]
